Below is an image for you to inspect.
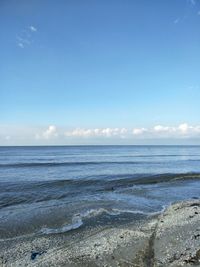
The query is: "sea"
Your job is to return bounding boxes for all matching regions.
[0,145,200,239]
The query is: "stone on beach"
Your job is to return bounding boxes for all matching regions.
[0,200,200,267]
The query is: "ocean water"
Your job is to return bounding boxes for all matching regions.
[0,145,200,239]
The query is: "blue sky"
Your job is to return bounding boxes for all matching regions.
[1,0,200,145]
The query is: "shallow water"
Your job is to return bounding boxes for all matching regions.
[0,145,200,238]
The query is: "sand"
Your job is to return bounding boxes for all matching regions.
[0,200,200,267]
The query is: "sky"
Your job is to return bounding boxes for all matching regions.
[1,0,200,145]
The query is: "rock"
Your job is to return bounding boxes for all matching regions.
[31,250,46,260]
[154,200,200,266]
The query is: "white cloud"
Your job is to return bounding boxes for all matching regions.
[18,42,24,48]
[16,36,31,48]
[29,26,37,32]
[65,128,128,138]
[1,123,200,145]
[16,25,37,48]
[178,123,200,136]
[17,36,31,45]
[64,124,200,139]
[153,125,176,133]
[65,128,93,137]
[154,125,169,132]
[132,128,147,135]
[178,123,189,133]
[153,123,200,137]
[43,125,58,139]
[131,123,200,138]
[36,125,58,140]
[174,18,180,24]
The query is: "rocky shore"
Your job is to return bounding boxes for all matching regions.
[0,199,200,267]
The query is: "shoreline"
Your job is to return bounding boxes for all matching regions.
[0,199,200,266]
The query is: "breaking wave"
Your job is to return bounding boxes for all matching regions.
[39,207,164,235]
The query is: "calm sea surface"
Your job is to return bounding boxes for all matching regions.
[0,145,200,238]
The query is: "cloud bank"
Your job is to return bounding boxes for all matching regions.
[1,123,200,145]
[36,123,200,139]
[65,128,127,138]
[63,123,200,139]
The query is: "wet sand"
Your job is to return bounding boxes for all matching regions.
[0,200,200,267]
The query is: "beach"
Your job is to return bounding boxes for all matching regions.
[2,0,200,265]
[1,146,200,266]
[0,199,200,266]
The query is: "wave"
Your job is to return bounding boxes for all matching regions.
[1,173,200,209]
[1,172,200,191]
[122,154,200,158]
[2,158,198,168]
[40,208,112,234]
[39,207,158,235]
[41,172,200,188]
[40,216,83,234]
[111,205,168,217]
[0,161,146,168]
